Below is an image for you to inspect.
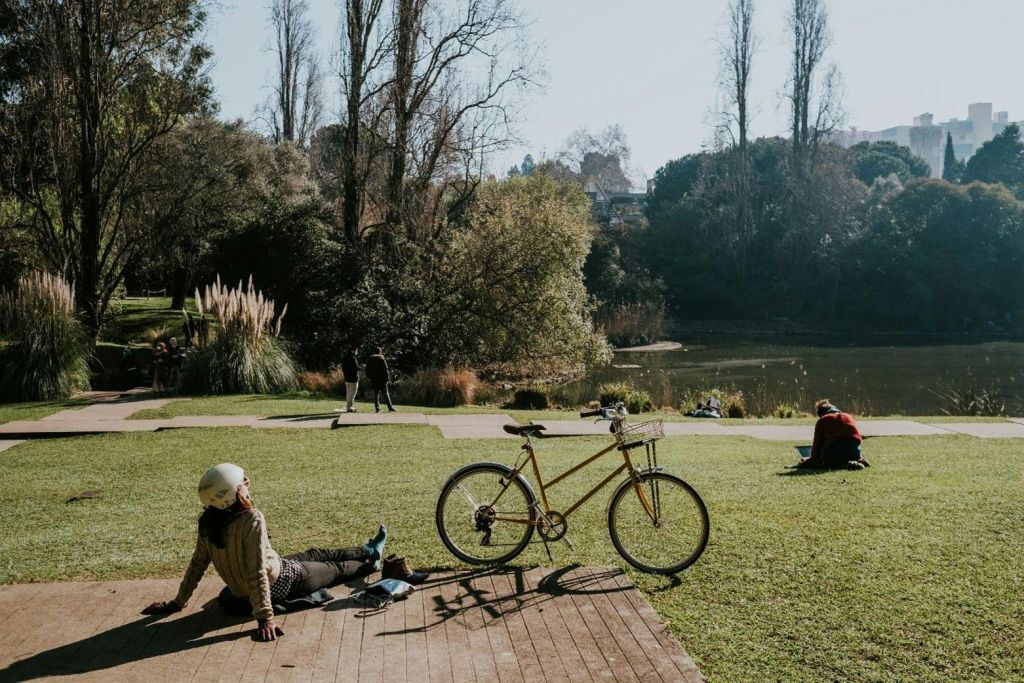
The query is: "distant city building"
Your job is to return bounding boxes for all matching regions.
[584,179,647,227]
[836,103,1024,179]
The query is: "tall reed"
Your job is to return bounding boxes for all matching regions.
[0,272,90,400]
[182,275,299,394]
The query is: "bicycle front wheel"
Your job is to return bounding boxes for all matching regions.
[436,462,537,565]
[608,472,709,574]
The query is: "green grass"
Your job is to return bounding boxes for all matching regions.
[0,398,87,425]
[102,297,199,346]
[0,426,1021,679]
[128,393,1018,425]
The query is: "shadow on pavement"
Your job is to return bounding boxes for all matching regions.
[0,600,249,680]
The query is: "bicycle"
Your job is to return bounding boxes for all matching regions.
[435,403,710,574]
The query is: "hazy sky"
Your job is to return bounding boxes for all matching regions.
[208,0,1024,179]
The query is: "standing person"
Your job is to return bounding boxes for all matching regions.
[365,347,396,413]
[141,464,427,642]
[342,348,362,413]
[151,341,169,395]
[798,400,870,469]
[167,337,184,392]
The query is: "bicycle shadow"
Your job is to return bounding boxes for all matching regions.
[370,564,633,636]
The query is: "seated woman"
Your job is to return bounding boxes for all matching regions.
[143,464,396,641]
[798,400,871,469]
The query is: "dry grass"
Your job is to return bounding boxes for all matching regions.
[0,272,90,401]
[297,367,347,396]
[393,368,479,407]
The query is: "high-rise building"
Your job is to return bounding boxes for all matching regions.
[836,103,1023,179]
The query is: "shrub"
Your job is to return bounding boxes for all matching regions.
[473,382,512,407]
[298,367,346,396]
[595,302,665,348]
[393,368,478,407]
[936,383,1007,417]
[773,403,807,419]
[598,381,653,414]
[182,276,299,394]
[512,386,551,409]
[0,272,91,400]
[144,326,173,346]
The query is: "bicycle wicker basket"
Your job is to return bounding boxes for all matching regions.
[615,419,665,445]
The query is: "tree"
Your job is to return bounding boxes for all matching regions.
[963,123,1024,195]
[559,125,633,193]
[717,0,757,152]
[336,0,539,245]
[0,0,211,340]
[942,132,964,183]
[845,141,930,186]
[265,0,324,147]
[786,0,842,162]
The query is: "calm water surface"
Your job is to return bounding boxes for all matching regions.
[566,339,1024,415]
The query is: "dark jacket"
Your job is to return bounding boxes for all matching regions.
[341,353,361,382]
[365,354,390,385]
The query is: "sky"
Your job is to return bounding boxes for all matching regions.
[207,0,1024,180]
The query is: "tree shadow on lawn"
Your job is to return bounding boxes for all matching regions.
[0,599,250,680]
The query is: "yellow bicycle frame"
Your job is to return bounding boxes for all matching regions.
[489,434,658,526]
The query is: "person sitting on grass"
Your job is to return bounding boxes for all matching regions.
[141,463,425,642]
[797,400,871,470]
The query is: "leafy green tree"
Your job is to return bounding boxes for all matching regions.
[0,0,212,341]
[942,132,964,182]
[963,124,1024,196]
[845,141,930,185]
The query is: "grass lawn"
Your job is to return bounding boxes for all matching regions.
[0,426,1021,680]
[102,296,199,346]
[0,399,87,425]
[128,392,1016,425]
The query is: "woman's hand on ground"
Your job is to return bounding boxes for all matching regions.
[141,600,181,615]
[257,618,284,642]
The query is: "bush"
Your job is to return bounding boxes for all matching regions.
[598,381,653,414]
[772,403,806,419]
[473,382,512,407]
[181,276,299,394]
[512,386,551,409]
[298,367,346,396]
[595,302,666,348]
[0,272,91,401]
[392,368,478,407]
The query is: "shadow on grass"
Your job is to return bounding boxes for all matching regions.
[0,599,249,680]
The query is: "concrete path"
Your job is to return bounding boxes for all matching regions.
[0,567,703,682]
[4,390,1024,448]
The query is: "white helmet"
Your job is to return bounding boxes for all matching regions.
[198,463,245,509]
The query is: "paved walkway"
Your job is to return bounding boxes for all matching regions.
[3,390,1024,447]
[0,566,702,682]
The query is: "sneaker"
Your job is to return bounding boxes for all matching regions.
[382,554,429,585]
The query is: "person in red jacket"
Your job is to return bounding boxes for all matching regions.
[798,400,871,469]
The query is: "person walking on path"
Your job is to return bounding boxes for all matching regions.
[797,400,871,469]
[342,348,361,412]
[141,464,427,642]
[365,347,396,413]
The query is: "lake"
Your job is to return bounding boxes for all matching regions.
[562,338,1024,416]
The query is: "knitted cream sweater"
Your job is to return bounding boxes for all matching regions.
[174,508,282,620]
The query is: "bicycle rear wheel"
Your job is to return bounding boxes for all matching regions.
[436,462,537,565]
[607,472,709,574]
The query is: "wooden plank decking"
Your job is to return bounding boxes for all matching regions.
[0,567,702,682]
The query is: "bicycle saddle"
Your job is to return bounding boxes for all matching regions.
[503,424,546,436]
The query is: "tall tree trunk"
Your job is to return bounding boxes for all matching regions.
[170,266,189,309]
[77,0,102,342]
[387,0,417,239]
[341,0,365,244]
